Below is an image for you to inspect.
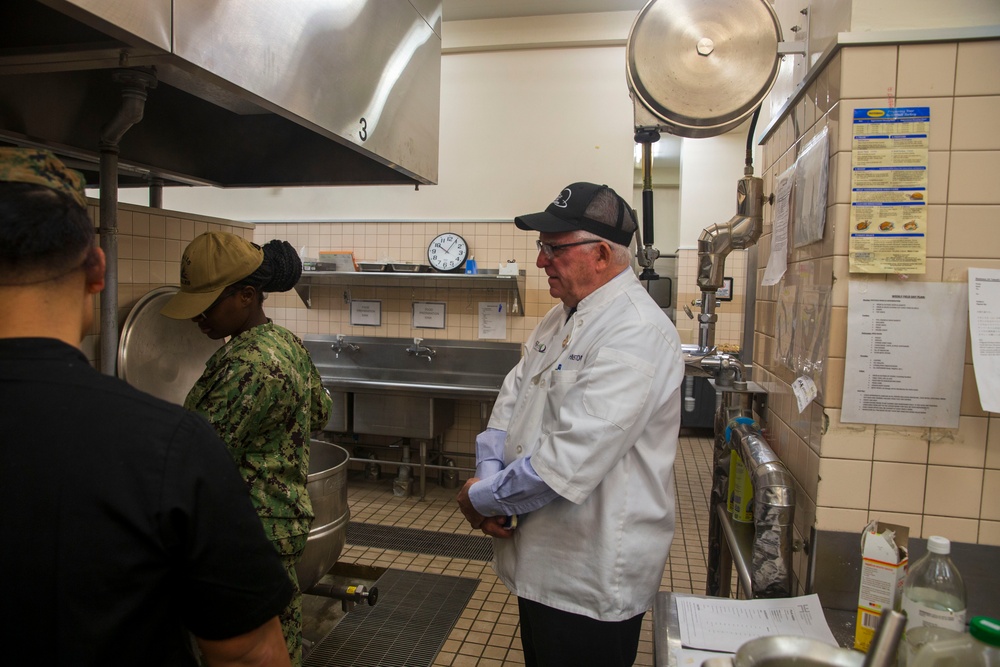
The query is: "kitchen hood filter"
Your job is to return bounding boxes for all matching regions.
[627,0,782,138]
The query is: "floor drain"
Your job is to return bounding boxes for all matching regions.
[347,522,494,561]
[303,569,479,667]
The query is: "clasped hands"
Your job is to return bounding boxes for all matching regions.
[455,477,514,539]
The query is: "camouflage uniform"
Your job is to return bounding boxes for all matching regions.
[0,147,88,207]
[185,321,331,666]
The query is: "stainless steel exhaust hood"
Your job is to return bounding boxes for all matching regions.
[0,0,441,188]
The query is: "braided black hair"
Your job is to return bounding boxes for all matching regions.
[239,239,301,293]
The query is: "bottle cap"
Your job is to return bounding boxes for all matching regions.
[970,617,1000,648]
[926,535,950,554]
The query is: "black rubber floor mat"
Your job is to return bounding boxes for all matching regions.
[303,569,480,667]
[347,522,493,561]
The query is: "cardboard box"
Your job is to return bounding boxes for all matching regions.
[855,520,909,651]
[317,250,356,272]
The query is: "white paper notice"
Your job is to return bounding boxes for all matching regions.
[792,376,818,413]
[412,301,446,329]
[675,594,838,653]
[762,167,794,286]
[478,302,507,340]
[842,280,967,427]
[968,268,1000,413]
[350,299,382,327]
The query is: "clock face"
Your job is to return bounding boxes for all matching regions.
[427,233,468,272]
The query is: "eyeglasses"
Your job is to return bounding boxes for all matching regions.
[195,286,240,320]
[535,239,602,260]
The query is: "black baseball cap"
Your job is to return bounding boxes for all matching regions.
[515,182,637,247]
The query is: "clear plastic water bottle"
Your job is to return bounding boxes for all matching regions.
[910,616,1000,667]
[901,536,967,633]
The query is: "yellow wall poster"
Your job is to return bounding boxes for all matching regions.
[849,107,929,274]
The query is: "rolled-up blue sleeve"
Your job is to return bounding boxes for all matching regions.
[474,428,507,478]
[468,456,560,518]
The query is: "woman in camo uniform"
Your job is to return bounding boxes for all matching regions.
[161,231,332,667]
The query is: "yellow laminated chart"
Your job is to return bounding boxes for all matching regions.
[849,107,929,273]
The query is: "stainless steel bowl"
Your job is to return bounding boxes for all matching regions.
[294,440,351,592]
[733,636,865,667]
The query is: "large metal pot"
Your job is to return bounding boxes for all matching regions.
[295,440,351,593]
[702,637,865,667]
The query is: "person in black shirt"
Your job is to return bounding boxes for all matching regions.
[0,148,294,667]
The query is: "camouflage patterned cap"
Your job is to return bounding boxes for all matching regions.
[0,147,87,209]
[160,231,264,320]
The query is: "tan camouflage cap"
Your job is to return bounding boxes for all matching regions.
[160,232,264,320]
[0,147,87,209]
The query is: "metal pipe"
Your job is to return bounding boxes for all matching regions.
[634,128,661,279]
[98,148,119,377]
[98,66,156,376]
[696,176,765,291]
[347,456,474,474]
[687,107,766,375]
[730,420,795,598]
[148,177,163,208]
[418,440,427,500]
[305,582,379,610]
[392,443,412,497]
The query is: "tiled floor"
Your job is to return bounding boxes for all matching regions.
[336,430,714,667]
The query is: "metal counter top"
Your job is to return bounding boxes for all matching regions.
[653,592,858,666]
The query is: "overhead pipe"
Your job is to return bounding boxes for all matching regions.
[98,64,157,376]
[148,177,164,209]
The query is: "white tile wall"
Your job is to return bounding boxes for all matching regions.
[756,38,1000,593]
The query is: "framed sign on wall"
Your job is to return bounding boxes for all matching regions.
[717,277,734,302]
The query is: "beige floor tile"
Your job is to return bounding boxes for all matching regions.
[321,431,714,666]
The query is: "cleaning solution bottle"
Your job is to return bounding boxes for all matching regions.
[910,616,1000,667]
[898,536,968,666]
[901,536,967,631]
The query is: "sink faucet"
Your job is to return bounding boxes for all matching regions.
[405,337,436,362]
[330,334,360,359]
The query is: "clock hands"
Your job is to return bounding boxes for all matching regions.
[434,240,461,256]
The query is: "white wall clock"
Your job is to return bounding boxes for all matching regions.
[427,232,468,272]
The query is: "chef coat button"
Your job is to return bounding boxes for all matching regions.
[540,379,546,387]
[516,446,523,453]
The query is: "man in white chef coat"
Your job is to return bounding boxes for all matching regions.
[456,182,685,667]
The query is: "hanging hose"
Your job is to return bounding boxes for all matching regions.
[745,105,761,175]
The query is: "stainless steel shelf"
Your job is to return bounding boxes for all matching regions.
[294,269,525,315]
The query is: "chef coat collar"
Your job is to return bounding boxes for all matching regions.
[570,268,636,318]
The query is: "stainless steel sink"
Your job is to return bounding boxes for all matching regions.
[305,336,522,400]
[304,336,522,438]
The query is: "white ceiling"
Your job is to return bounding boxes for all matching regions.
[442,0,649,22]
